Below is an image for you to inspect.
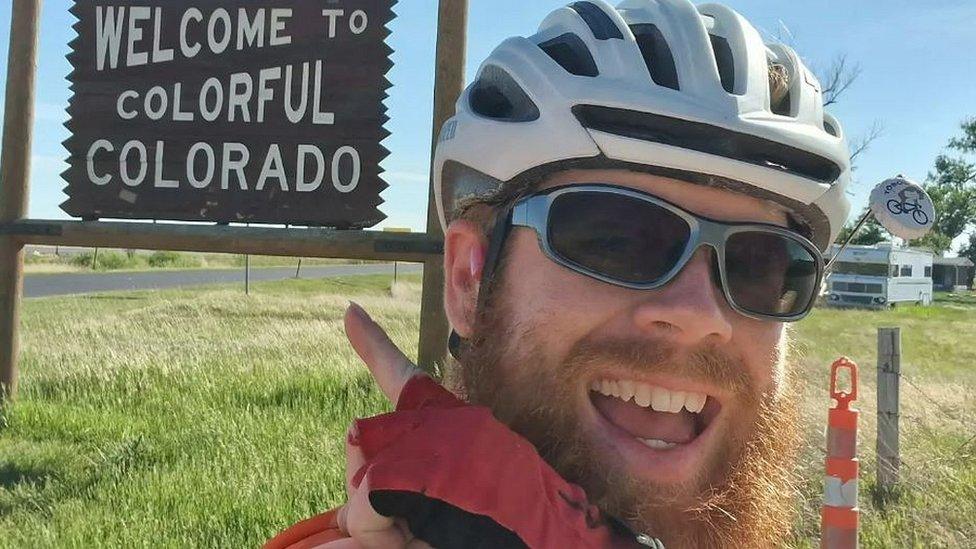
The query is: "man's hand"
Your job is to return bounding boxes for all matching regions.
[324,302,433,549]
[321,303,639,549]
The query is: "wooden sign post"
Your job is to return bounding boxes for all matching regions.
[0,0,40,401]
[419,0,468,375]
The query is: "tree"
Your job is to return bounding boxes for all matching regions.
[814,54,884,170]
[959,231,976,267]
[820,54,862,108]
[836,207,888,246]
[908,117,976,255]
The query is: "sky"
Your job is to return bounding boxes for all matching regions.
[1,1,974,251]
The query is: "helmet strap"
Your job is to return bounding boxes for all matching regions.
[448,204,516,360]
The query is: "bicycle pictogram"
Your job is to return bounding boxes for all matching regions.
[886,187,929,225]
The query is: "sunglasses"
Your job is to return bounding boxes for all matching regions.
[491,184,824,321]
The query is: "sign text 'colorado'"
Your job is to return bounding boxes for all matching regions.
[62,1,394,228]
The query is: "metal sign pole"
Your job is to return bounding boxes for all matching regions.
[418,0,468,375]
[0,0,41,401]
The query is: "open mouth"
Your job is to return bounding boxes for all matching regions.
[588,378,722,451]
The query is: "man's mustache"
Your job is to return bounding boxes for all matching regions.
[562,335,755,400]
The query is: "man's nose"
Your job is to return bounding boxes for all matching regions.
[631,247,734,346]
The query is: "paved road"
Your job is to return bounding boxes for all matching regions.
[23,263,423,298]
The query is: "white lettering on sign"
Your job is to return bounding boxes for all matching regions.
[332,146,361,193]
[172,83,194,121]
[87,140,363,193]
[111,62,334,126]
[208,8,233,55]
[296,144,325,192]
[117,90,139,120]
[312,60,334,125]
[269,9,293,46]
[257,144,288,191]
[119,140,148,187]
[199,78,223,122]
[68,1,393,226]
[237,8,265,50]
[256,67,281,123]
[349,10,368,35]
[144,86,168,121]
[227,73,253,123]
[180,9,203,58]
[284,63,309,123]
[187,142,216,189]
[86,139,114,185]
[126,7,151,67]
[321,9,370,37]
[321,9,344,38]
[95,7,125,70]
[154,140,179,188]
[221,143,250,190]
[96,6,299,70]
[151,7,175,63]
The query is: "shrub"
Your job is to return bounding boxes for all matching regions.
[69,250,141,271]
[147,251,203,269]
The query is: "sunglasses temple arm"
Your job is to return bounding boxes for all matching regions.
[824,209,873,273]
[448,206,515,360]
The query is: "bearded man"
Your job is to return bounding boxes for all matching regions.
[266,0,851,547]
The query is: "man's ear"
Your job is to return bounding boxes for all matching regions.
[443,219,487,339]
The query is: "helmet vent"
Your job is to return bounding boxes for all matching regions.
[572,104,842,183]
[708,34,737,94]
[539,33,599,77]
[569,1,624,40]
[630,24,679,91]
[469,65,541,122]
[823,119,839,137]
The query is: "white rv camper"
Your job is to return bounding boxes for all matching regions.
[825,243,934,307]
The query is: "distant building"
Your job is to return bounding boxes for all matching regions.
[932,256,975,291]
[825,243,934,307]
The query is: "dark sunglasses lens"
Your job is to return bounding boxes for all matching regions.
[547,192,690,284]
[725,231,819,317]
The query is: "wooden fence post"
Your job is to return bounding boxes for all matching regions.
[876,327,901,492]
[245,255,251,295]
[0,0,41,402]
[418,0,468,374]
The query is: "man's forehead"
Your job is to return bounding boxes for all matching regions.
[539,169,791,227]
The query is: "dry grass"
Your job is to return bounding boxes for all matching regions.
[1,279,973,547]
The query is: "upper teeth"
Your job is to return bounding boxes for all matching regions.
[590,379,707,414]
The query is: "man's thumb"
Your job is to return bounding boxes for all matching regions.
[344,302,424,404]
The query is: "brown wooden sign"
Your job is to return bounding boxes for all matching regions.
[61,1,394,228]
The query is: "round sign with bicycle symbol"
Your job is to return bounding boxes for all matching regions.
[869,176,935,240]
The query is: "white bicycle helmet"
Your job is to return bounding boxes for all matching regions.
[433,0,851,251]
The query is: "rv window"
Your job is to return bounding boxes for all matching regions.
[833,262,889,276]
[891,265,898,277]
[900,265,913,277]
[924,266,932,277]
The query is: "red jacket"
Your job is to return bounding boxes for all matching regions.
[264,376,647,549]
[265,508,346,549]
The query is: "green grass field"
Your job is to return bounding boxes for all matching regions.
[1,276,973,547]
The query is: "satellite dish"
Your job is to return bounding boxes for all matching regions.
[868,176,936,240]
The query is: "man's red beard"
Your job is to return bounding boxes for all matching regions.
[451,283,802,548]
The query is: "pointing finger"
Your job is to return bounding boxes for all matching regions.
[344,302,424,404]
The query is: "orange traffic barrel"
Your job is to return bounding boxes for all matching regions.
[821,357,859,549]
